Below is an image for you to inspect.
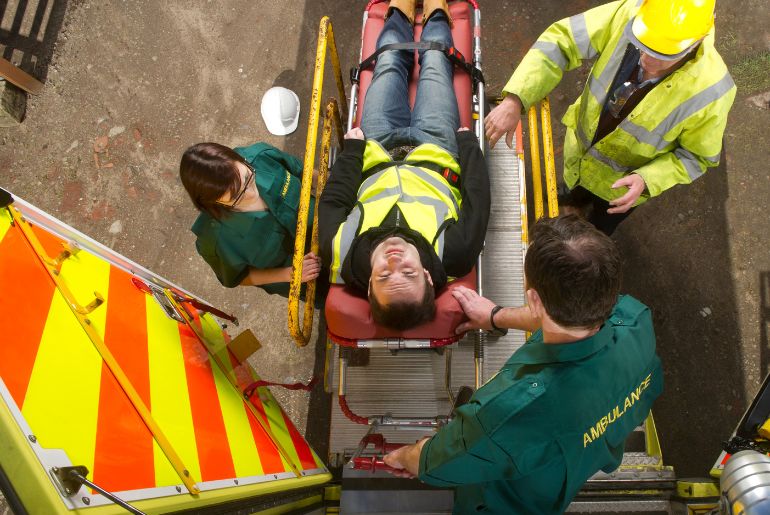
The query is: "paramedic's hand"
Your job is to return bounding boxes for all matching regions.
[345,127,365,140]
[452,285,496,333]
[299,252,321,282]
[608,174,646,214]
[485,94,522,149]
[384,438,429,478]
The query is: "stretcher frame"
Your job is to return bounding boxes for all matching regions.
[332,0,485,439]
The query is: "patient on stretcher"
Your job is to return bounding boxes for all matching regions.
[319,5,490,330]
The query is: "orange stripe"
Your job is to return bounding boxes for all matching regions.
[226,352,285,474]
[30,224,67,263]
[177,323,236,481]
[281,409,318,470]
[0,223,56,407]
[92,267,155,491]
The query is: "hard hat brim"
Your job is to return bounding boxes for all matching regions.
[625,18,696,61]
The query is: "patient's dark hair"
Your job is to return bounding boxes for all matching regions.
[369,278,436,330]
[524,215,620,328]
[179,142,248,220]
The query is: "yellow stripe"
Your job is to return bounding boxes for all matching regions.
[22,249,111,479]
[22,290,104,479]
[146,296,201,487]
[0,208,12,243]
[60,244,111,339]
[211,354,264,477]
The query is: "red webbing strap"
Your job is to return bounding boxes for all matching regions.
[243,376,319,398]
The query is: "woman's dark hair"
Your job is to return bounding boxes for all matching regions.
[179,142,248,219]
[369,277,436,330]
[524,215,621,328]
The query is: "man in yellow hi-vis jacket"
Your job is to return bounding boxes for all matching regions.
[486,0,736,234]
[319,3,491,330]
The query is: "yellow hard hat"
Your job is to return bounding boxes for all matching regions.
[626,0,715,60]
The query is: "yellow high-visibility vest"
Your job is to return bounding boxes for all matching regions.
[329,140,462,284]
[503,0,736,204]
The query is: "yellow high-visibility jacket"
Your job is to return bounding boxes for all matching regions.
[503,0,736,203]
[329,140,462,284]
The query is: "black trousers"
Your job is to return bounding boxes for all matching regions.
[558,185,635,236]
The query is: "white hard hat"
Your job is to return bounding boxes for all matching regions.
[260,87,300,136]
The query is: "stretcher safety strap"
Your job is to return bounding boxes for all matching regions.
[350,41,485,88]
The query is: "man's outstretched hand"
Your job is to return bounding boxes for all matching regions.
[345,127,365,140]
[485,95,522,149]
[452,285,496,333]
[383,438,429,478]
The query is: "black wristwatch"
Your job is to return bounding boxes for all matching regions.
[488,305,508,337]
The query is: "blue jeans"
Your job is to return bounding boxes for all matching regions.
[360,11,460,157]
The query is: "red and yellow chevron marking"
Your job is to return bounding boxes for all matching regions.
[0,205,325,500]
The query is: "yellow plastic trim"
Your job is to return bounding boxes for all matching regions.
[527,106,544,221]
[288,17,347,347]
[324,484,341,501]
[8,207,200,495]
[676,479,720,498]
[540,98,559,218]
[644,411,663,463]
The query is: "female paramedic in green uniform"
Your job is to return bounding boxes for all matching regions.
[179,142,322,299]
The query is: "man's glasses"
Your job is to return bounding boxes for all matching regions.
[218,164,255,207]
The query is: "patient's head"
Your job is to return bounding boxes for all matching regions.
[368,236,436,330]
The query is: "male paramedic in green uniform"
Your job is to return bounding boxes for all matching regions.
[485,0,735,234]
[384,215,663,513]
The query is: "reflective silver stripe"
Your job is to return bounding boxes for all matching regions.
[400,194,452,221]
[587,146,632,173]
[619,118,660,148]
[359,171,387,196]
[404,166,460,214]
[675,147,705,181]
[619,73,735,150]
[532,41,568,71]
[586,34,629,106]
[705,152,721,164]
[360,185,400,205]
[655,73,735,142]
[577,125,591,149]
[435,227,446,259]
[332,205,363,283]
[570,14,597,59]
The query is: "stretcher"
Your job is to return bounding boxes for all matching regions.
[326,0,483,351]
[323,1,506,479]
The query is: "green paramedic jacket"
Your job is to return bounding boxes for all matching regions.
[191,143,311,295]
[503,0,736,204]
[418,295,663,514]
